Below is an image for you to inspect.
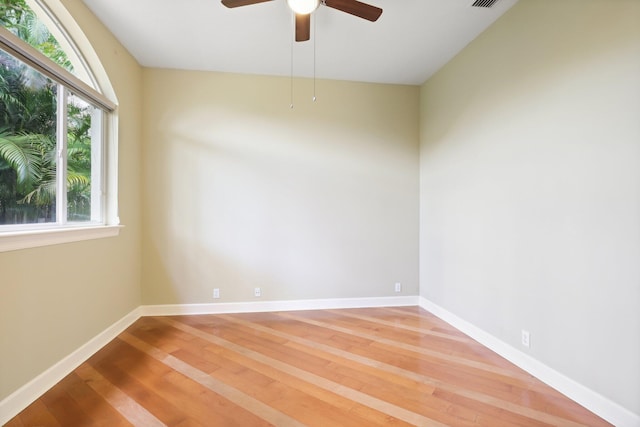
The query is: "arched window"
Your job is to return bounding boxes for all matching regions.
[0,0,119,251]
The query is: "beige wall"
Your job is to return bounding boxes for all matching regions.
[0,0,143,401]
[420,0,640,415]
[142,71,420,304]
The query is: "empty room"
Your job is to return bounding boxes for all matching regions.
[1,0,638,425]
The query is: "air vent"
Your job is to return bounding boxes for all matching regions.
[471,0,500,7]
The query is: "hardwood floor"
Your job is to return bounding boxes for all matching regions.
[5,307,612,426]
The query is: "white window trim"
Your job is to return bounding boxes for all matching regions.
[0,26,115,111]
[0,225,123,252]
[0,2,121,252]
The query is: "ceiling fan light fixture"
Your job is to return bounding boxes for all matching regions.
[287,0,319,15]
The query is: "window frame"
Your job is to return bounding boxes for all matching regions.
[0,9,121,252]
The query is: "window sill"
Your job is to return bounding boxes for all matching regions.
[0,225,123,253]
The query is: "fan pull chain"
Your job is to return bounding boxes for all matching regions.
[313,14,317,102]
[290,13,295,109]
[289,19,296,110]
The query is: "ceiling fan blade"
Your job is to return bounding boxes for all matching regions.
[295,14,311,42]
[324,0,382,21]
[221,0,273,8]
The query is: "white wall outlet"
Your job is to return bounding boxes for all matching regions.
[213,288,220,299]
[394,282,402,293]
[521,330,531,348]
[254,287,261,297]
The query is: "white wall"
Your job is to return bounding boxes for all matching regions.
[142,71,420,304]
[420,0,640,416]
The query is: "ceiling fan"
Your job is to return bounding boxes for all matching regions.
[221,0,383,42]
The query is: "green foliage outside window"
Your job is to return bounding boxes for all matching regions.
[0,0,94,224]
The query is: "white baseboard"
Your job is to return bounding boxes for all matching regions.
[142,295,420,316]
[0,307,142,425]
[419,297,640,427]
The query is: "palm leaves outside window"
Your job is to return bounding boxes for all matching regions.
[0,0,93,224]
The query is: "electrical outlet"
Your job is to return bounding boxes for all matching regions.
[394,282,402,293]
[213,288,220,299]
[254,287,261,297]
[521,330,530,348]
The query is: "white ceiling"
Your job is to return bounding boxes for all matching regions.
[81,0,518,85]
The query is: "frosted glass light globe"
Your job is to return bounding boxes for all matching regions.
[287,0,319,14]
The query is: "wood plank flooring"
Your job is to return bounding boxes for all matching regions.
[4,307,612,426]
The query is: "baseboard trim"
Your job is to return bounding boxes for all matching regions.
[419,297,640,427]
[142,295,420,316]
[0,307,142,425]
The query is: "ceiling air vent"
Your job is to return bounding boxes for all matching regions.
[471,0,500,7]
